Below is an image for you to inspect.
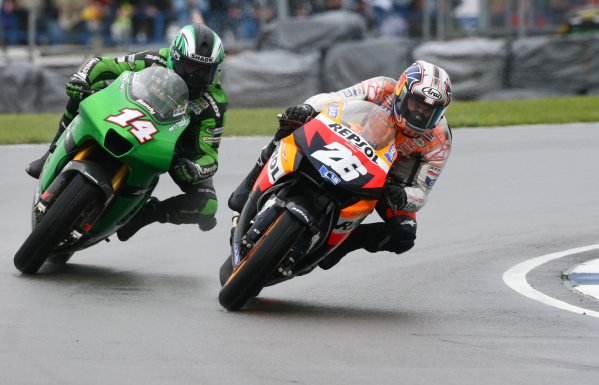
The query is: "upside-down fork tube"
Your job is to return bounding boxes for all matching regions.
[73,144,96,161]
[111,164,129,193]
[72,143,129,195]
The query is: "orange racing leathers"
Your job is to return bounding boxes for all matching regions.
[305,76,452,216]
[304,77,451,268]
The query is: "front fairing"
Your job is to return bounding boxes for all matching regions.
[36,67,190,244]
[292,101,397,199]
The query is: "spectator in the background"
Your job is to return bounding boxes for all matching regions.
[172,0,206,27]
[290,0,313,17]
[80,0,105,43]
[110,2,132,44]
[129,0,169,43]
[38,0,64,45]
[205,0,228,37]
[1,0,28,45]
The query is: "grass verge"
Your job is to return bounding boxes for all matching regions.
[1,95,597,144]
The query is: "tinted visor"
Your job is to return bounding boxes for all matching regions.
[172,52,219,93]
[395,92,445,133]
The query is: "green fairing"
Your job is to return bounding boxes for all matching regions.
[39,69,189,242]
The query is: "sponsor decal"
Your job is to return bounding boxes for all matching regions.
[384,144,396,163]
[144,54,167,66]
[203,137,222,143]
[332,216,365,233]
[334,221,355,231]
[424,143,449,162]
[207,126,224,135]
[168,115,190,132]
[73,58,100,82]
[290,207,309,223]
[326,104,339,119]
[422,87,442,100]
[198,163,218,177]
[384,94,394,106]
[342,86,363,98]
[136,99,156,115]
[378,104,392,116]
[172,103,187,117]
[328,123,380,163]
[428,165,441,177]
[190,53,216,63]
[203,93,220,117]
[187,101,203,115]
[127,54,136,69]
[413,137,425,147]
[425,176,437,186]
[319,165,341,185]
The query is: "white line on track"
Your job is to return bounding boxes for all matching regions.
[503,244,599,319]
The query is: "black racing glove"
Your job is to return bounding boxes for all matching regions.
[171,157,218,184]
[278,103,317,129]
[384,183,407,212]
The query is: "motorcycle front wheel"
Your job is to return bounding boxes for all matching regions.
[14,173,103,274]
[218,210,305,311]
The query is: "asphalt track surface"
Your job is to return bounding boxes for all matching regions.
[2,123,599,384]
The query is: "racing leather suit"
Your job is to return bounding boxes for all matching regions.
[306,76,451,267]
[230,75,451,268]
[68,49,226,232]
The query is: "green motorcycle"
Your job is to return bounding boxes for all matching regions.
[14,66,190,274]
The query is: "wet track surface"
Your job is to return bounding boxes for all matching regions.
[2,124,599,384]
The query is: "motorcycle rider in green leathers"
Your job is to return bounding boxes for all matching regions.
[26,23,227,241]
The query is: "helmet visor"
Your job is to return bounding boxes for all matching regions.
[395,91,446,134]
[172,52,219,92]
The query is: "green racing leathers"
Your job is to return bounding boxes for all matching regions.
[66,49,226,236]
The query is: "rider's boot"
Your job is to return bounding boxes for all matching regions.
[227,140,277,212]
[117,189,218,241]
[117,198,167,241]
[26,100,79,179]
[25,118,69,178]
[318,222,414,270]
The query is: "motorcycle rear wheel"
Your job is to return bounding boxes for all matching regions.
[14,174,103,274]
[218,210,305,311]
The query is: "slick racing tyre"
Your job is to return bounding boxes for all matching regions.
[14,174,103,274]
[218,210,305,311]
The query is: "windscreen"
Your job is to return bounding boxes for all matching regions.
[338,101,396,150]
[130,66,189,121]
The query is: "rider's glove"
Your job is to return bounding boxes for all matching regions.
[172,157,217,184]
[278,103,317,129]
[384,183,407,212]
[66,77,91,100]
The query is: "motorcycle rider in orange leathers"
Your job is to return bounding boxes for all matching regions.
[228,60,453,269]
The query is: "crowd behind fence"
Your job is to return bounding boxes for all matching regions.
[1,0,598,51]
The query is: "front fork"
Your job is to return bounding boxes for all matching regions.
[34,143,130,237]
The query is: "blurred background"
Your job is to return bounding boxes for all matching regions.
[1,0,599,112]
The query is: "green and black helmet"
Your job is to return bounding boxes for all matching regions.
[168,23,225,95]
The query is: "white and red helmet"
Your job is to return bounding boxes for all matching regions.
[392,60,452,137]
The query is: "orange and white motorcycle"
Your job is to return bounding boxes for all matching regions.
[219,100,398,310]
